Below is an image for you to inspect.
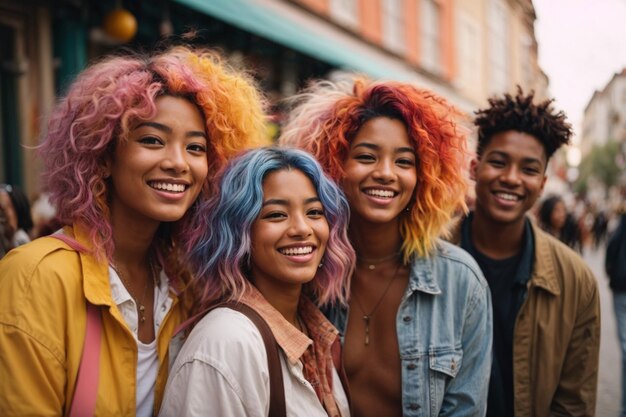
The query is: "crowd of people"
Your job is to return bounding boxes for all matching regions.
[0,44,620,417]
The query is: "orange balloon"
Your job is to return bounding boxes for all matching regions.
[103,9,137,42]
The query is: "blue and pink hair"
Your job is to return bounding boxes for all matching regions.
[185,147,355,311]
[38,46,266,260]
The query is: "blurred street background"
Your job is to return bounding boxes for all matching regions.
[1,0,625,414]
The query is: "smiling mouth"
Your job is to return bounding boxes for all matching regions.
[148,181,187,193]
[278,246,314,256]
[494,191,521,201]
[364,189,396,199]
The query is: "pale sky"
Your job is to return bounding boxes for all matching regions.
[533,0,626,147]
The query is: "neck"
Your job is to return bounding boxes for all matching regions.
[349,216,403,261]
[253,281,302,328]
[470,211,525,259]
[110,215,160,270]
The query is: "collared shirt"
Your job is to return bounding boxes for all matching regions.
[460,214,534,417]
[159,286,350,417]
[326,239,492,417]
[109,266,174,417]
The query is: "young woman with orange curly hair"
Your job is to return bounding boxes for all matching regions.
[0,46,266,416]
[280,79,492,417]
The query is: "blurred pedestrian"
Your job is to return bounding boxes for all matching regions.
[0,184,33,247]
[592,209,609,249]
[606,204,626,417]
[538,194,582,252]
[280,79,492,417]
[0,46,266,416]
[451,88,600,417]
[160,147,355,416]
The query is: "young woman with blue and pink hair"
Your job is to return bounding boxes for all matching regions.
[159,147,355,417]
[0,46,266,416]
[279,79,493,417]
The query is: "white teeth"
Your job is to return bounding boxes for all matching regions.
[280,246,313,256]
[150,182,186,193]
[496,192,519,201]
[365,189,395,198]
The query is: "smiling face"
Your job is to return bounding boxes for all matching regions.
[108,95,209,229]
[342,117,417,227]
[249,169,329,296]
[471,130,547,228]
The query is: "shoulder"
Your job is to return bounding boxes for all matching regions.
[430,239,487,289]
[534,227,597,296]
[0,236,83,294]
[174,307,267,369]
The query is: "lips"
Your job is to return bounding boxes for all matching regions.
[363,188,397,199]
[278,245,314,256]
[148,181,188,193]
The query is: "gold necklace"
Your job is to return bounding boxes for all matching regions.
[111,262,156,324]
[357,251,401,270]
[352,262,402,345]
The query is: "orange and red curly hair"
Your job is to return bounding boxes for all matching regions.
[279,79,468,259]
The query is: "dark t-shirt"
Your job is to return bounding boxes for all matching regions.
[460,214,534,417]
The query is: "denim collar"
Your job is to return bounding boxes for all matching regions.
[406,243,443,295]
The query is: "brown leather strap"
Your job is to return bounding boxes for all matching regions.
[331,338,352,412]
[178,301,286,417]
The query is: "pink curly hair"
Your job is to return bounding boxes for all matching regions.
[279,79,468,259]
[39,46,266,260]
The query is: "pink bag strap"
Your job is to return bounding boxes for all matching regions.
[69,302,102,416]
[47,234,102,416]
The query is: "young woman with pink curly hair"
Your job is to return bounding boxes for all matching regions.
[0,46,266,416]
[279,79,492,417]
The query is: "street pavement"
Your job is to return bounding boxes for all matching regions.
[585,245,621,417]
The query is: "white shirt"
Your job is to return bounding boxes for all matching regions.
[109,266,174,416]
[159,308,350,417]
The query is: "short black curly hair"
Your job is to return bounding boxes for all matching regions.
[474,87,572,160]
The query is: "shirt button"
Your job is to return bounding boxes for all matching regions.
[162,305,167,312]
[403,316,412,322]
[408,403,419,410]
[407,363,417,370]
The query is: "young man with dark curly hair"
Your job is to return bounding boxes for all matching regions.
[451,88,600,417]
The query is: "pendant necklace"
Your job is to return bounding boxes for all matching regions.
[352,262,402,345]
[357,251,401,270]
[111,261,156,325]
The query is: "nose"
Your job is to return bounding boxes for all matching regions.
[500,165,522,186]
[372,158,396,183]
[161,146,189,173]
[287,213,313,238]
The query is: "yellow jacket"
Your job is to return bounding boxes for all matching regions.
[0,225,187,416]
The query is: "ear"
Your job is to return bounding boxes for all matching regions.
[540,174,548,193]
[469,158,479,181]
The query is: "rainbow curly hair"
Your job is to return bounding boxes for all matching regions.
[39,46,266,260]
[279,79,468,260]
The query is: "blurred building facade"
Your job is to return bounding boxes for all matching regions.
[1,0,549,197]
[582,68,626,156]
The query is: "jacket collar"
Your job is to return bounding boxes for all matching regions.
[528,220,561,296]
[449,214,560,296]
[69,224,114,306]
[407,245,442,295]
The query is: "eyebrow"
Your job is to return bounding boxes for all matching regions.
[488,150,544,165]
[133,121,207,139]
[353,142,414,154]
[262,197,321,207]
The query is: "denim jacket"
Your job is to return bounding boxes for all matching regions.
[327,240,492,417]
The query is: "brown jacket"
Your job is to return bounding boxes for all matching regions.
[450,217,600,417]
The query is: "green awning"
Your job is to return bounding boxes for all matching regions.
[174,0,412,80]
